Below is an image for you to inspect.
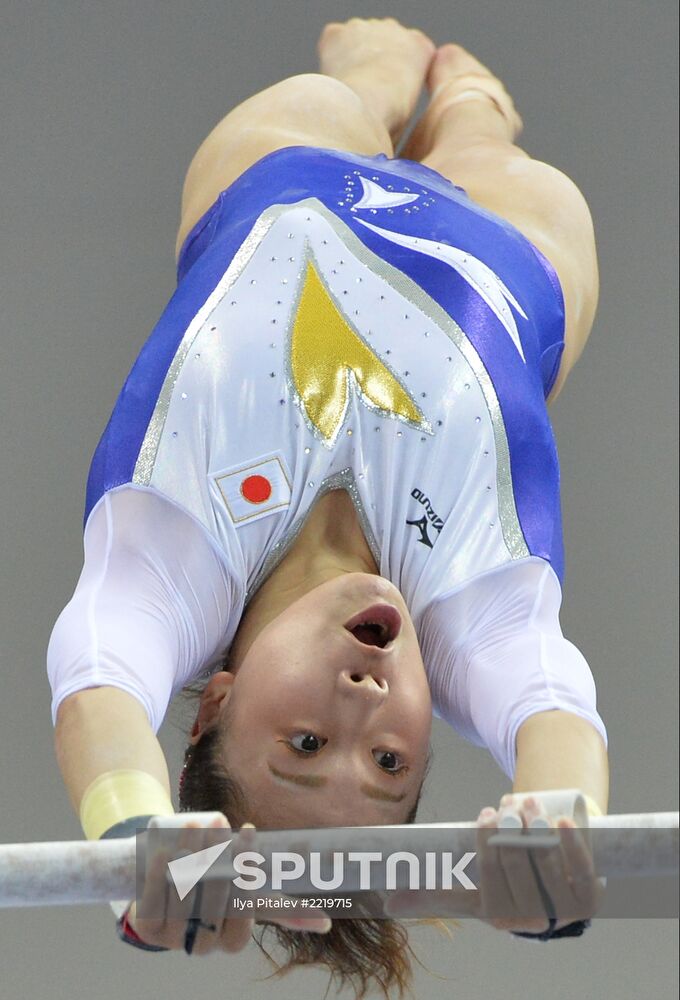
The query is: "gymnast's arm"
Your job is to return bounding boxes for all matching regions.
[48,487,238,829]
[513,708,608,813]
[54,687,172,820]
[420,558,609,814]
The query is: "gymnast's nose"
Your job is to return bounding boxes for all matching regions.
[338,668,389,703]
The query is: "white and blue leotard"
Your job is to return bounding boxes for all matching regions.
[47,147,607,777]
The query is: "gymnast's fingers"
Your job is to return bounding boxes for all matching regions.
[184,816,234,956]
[218,913,257,953]
[256,898,333,934]
[216,896,331,953]
[536,816,604,925]
[129,846,175,946]
[163,821,205,930]
[476,807,517,929]
[218,823,331,951]
[495,797,555,932]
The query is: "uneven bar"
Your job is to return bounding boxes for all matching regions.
[0,810,677,909]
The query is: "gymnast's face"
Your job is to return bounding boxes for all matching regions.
[197,573,433,827]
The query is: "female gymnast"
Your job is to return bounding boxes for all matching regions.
[47,18,609,998]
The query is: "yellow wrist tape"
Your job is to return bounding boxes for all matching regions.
[79,770,174,841]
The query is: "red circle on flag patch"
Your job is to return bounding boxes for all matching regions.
[240,474,272,504]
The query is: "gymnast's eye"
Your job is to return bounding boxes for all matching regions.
[373,750,406,774]
[289,733,326,753]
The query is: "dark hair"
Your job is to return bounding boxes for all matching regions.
[178,694,452,999]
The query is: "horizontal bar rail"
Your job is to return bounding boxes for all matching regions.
[1,810,677,909]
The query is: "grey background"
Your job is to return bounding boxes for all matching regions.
[0,0,677,997]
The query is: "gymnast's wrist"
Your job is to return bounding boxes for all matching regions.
[79,769,174,841]
[82,772,174,948]
[99,815,158,929]
[101,816,166,947]
[512,917,592,942]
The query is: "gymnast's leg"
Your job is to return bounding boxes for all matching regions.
[399,43,599,401]
[175,18,435,259]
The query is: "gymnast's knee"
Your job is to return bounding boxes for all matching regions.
[250,73,392,154]
[266,72,366,110]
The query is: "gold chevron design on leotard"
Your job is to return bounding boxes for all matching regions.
[290,260,426,444]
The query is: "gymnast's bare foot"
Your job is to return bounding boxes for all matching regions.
[318,17,436,146]
[401,43,523,161]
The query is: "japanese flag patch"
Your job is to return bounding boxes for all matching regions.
[215,453,292,526]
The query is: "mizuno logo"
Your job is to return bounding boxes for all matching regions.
[406,488,445,549]
[405,513,434,548]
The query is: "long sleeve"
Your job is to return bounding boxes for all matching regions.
[418,557,607,778]
[47,486,242,733]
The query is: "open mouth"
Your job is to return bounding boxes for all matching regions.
[343,604,402,649]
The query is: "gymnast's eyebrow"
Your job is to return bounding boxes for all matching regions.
[268,763,407,803]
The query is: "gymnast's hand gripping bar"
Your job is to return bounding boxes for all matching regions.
[0,793,677,909]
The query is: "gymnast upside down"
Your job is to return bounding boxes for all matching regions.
[48,18,609,998]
